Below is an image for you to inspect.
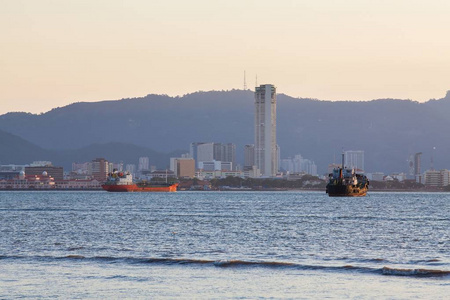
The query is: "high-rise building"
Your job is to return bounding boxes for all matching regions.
[197,143,215,166]
[344,150,364,172]
[414,152,422,176]
[424,169,450,187]
[190,142,205,164]
[221,143,236,169]
[176,159,195,178]
[414,152,423,183]
[254,84,277,177]
[244,144,255,167]
[91,158,109,181]
[191,142,236,170]
[170,157,195,178]
[138,157,150,171]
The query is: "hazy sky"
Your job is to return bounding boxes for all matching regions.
[1,0,450,114]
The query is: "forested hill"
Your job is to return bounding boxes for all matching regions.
[1,89,450,174]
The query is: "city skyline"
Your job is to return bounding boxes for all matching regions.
[2,1,450,115]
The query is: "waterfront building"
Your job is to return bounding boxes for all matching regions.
[170,158,195,178]
[254,84,277,177]
[25,165,64,181]
[148,170,176,180]
[91,158,109,182]
[0,172,55,190]
[199,170,244,180]
[198,160,232,172]
[424,169,450,187]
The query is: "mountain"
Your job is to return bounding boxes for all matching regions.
[0,129,184,170]
[0,129,51,164]
[1,89,450,174]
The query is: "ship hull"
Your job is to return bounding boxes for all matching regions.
[102,183,178,192]
[326,184,367,197]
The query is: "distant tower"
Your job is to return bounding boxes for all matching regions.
[430,147,436,171]
[254,84,277,177]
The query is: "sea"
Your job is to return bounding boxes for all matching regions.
[0,191,449,299]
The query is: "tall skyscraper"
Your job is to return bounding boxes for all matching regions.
[254,84,277,177]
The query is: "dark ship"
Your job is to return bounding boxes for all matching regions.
[326,154,369,197]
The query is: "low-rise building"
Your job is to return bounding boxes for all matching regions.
[424,169,450,187]
[0,172,55,190]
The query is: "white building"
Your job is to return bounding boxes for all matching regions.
[255,84,277,177]
[281,154,317,176]
[138,157,149,171]
[198,160,232,172]
[424,169,450,187]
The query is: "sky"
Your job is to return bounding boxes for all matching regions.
[1,0,450,115]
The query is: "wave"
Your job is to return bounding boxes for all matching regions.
[381,267,450,277]
[1,255,449,278]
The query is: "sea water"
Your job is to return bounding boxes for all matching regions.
[0,191,449,299]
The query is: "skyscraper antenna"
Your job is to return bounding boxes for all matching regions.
[244,70,247,90]
[255,74,258,87]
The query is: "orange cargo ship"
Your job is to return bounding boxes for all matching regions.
[102,171,178,192]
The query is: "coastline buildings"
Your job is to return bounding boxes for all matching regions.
[255,84,278,177]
